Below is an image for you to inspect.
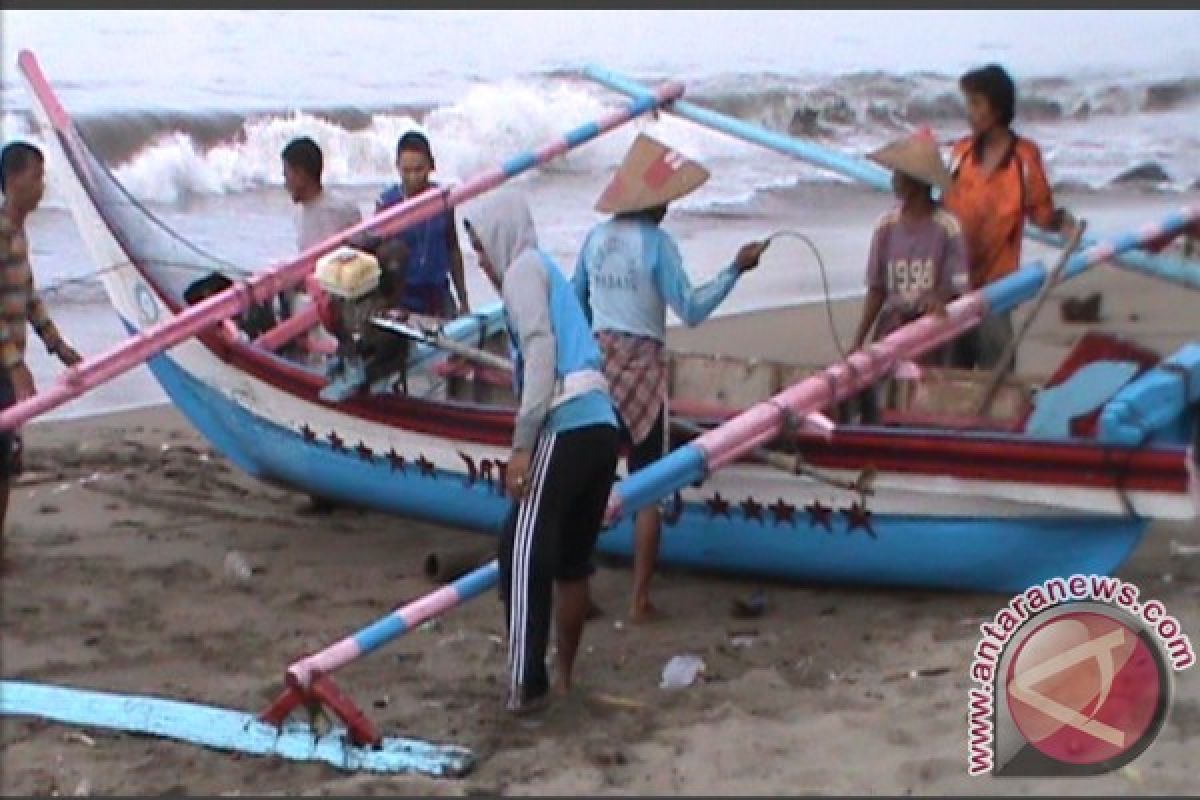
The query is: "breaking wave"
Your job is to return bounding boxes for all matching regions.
[3,70,1199,210]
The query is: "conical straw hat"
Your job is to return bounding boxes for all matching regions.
[867,129,951,191]
[595,134,710,214]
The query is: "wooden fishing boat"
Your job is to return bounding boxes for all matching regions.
[25,55,1199,595]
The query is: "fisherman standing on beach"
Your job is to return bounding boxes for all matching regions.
[462,187,619,715]
[0,142,83,559]
[850,131,968,421]
[943,64,1077,371]
[572,134,766,623]
[376,132,470,317]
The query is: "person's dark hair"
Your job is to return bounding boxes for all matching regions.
[281,137,323,183]
[616,204,668,226]
[396,131,434,164]
[0,141,44,193]
[960,64,1016,128]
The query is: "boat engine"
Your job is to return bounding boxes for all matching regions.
[314,247,409,399]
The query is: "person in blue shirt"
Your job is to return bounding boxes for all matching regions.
[573,134,767,623]
[376,132,470,317]
[463,187,619,715]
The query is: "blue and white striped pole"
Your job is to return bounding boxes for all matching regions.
[581,64,1200,292]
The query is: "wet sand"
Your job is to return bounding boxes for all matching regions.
[2,189,1200,795]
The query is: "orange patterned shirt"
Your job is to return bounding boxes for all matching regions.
[943,135,1059,289]
[0,208,63,372]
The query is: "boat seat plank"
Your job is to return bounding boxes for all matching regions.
[1023,361,1142,439]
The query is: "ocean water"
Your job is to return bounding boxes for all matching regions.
[1,10,1199,418]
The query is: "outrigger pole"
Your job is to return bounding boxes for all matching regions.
[2,50,684,434]
[581,66,1200,292]
[263,205,1200,746]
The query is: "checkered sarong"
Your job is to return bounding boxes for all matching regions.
[595,331,666,446]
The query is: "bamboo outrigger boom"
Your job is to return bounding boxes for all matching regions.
[581,65,1200,292]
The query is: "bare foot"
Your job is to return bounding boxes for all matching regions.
[506,689,551,717]
[629,602,665,625]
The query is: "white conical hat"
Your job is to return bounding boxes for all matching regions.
[595,134,710,214]
[867,129,951,191]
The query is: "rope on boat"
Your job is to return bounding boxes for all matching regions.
[38,256,254,296]
[761,229,849,361]
[750,230,883,494]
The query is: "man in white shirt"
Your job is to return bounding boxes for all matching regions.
[278,137,363,367]
[284,136,363,253]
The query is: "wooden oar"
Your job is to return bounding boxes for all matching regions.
[975,221,1087,417]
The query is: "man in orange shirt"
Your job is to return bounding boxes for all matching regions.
[944,64,1077,371]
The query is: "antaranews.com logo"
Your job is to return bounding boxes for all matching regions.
[967,574,1195,777]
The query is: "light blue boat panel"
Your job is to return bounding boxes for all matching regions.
[1100,343,1200,446]
[0,681,474,777]
[1024,361,1141,439]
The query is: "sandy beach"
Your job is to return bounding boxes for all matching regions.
[2,181,1200,795]
[4,7,1200,795]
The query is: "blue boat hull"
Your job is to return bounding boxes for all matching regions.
[144,344,1148,595]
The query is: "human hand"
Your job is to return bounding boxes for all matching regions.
[11,364,35,402]
[506,449,532,500]
[918,296,949,318]
[733,240,769,273]
[56,342,83,367]
[1057,209,1080,239]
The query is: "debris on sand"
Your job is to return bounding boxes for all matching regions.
[731,589,768,619]
[661,654,706,689]
[590,692,648,711]
[223,551,253,585]
[883,666,952,683]
[1170,540,1200,557]
[62,731,95,748]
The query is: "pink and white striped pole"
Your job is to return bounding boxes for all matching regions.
[606,204,1200,519]
[278,206,1200,694]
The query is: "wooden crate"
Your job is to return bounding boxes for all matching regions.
[776,363,824,392]
[886,368,1033,425]
[669,352,783,410]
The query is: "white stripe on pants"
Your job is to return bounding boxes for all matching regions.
[506,431,557,702]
